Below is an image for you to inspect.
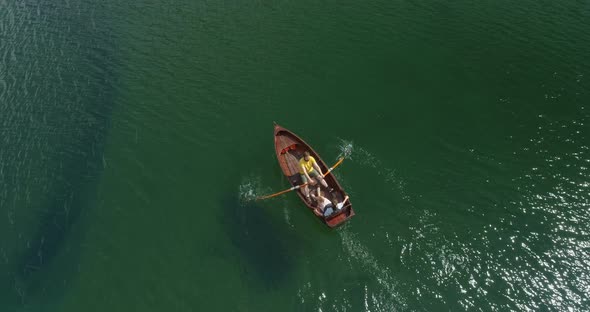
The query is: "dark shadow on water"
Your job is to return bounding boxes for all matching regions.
[219,193,298,290]
[16,142,106,294]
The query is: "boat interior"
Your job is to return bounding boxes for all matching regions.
[279,142,347,211]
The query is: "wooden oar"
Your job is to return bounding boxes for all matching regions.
[256,157,345,201]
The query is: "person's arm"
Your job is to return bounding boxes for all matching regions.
[301,164,313,184]
[342,195,349,204]
[313,208,323,217]
[336,195,350,210]
[312,158,323,175]
[309,193,324,216]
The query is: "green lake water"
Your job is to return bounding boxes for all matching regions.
[1,0,589,311]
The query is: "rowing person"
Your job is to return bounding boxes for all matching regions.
[299,151,331,200]
[311,190,349,217]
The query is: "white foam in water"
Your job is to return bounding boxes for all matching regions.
[238,176,293,226]
[339,228,406,312]
[337,139,354,160]
[337,139,409,201]
[238,181,256,203]
[238,175,270,204]
[282,202,292,227]
[293,227,406,311]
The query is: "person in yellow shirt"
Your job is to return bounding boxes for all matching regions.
[299,151,331,200]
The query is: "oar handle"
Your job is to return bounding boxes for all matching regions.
[323,157,344,177]
[256,185,300,200]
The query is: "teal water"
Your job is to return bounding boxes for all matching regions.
[1,0,589,311]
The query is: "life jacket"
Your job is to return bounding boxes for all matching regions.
[280,144,297,155]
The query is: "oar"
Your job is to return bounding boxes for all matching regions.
[256,157,345,201]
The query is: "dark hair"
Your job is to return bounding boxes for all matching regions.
[331,198,339,206]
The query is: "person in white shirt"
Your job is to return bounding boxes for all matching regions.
[310,189,349,217]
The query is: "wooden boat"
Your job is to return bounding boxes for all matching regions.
[273,123,355,227]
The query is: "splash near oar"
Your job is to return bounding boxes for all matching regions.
[258,124,355,228]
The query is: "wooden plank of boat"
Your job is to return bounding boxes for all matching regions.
[273,123,355,228]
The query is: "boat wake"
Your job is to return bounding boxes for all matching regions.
[295,227,406,311]
[282,203,292,227]
[337,139,409,201]
[339,228,406,312]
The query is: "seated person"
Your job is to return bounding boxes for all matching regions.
[299,151,331,200]
[310,189,350,217]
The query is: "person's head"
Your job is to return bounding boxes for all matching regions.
[303,151,311,161]
[331,198,339,206]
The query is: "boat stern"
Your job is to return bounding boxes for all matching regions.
[325,206,355,228]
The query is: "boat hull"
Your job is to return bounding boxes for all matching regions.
[273,124,355,227]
